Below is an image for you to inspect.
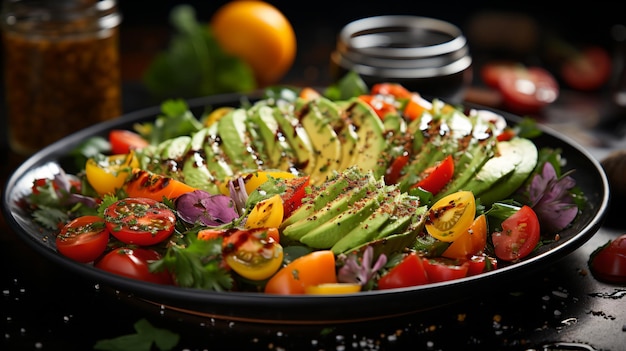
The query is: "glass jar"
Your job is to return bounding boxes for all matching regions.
[331,15,472,103]
[1,0,122,155]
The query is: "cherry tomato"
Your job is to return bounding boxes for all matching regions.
[264,250,337,294]
[497,66,559,114]
[422,257,469,283]
[109,129,149,155]
[245,194,284,229]
[560,46,612,91]
[103,197,176,246]
[491,205,540,261]
[85,152,139,195]
[481,60,519,88]
[403,93,432,120]
[467,253,498,276]
[411,154,455,195]
[125,168,196,201]
[56,216,110,263]
[377,252,429,290]
[198,227,280,244]
[299,87,322,101]
[222,229,284,281]
[442,214,488,260]
[589,233,626,284]
[426,191,476,242]
[280,175,310,220]
[370,83,412,98]
[358,94,398,119]
[385,153,410,185]
[95,247,173,285]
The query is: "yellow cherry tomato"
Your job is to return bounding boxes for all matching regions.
[220,170,296,195]
[305,283,362,295]
[245,194,284,229]
[425,191,476,242]
[85,152,138,195]
[224,230,284,281]
[203,106,234,127]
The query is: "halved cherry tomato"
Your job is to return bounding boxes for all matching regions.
[377,252,429,290]
[385,153,410,185]
[222,229,284,281]
[497,66,559,114]
[491,205,540,261]
[198,227,280,244]
[358,94,398,120]
[280,175,310,219]
[371,83,412,98]
[95,247,173,285]
[560,46,612,91]
[426,191,476,242]
[403,93,432,121]
[411,154,455,195]
[467,253,498,276]
[442,214,488,260]
[589,233,626,284]
[299,87,322,101]
[246,194,284,229]
[125,168,196,201]
[109,129,149,155]
[481,60,519,88]
[264,250,337,294]
[56,215,110,263]
[85,153,139,195]
[422,257,469,283]
[103,197,176,246]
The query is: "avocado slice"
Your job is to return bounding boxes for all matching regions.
[247,104,296,171]
[281,170,379,241]
[217,108,262,171]
[201,124,235,182]
[299,182,384,249]
[471,137,538,205]
[181,129,220,193]
[341,99,388,178]
[298,99,342,185]
[272,107,317,176]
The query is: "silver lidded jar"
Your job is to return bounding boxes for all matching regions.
[1,0,122,155]
[331,15,472,103]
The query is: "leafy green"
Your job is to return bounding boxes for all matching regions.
[324,71,369,100]
[142,4,256,99]
[94,319,179,351]
[135,99,204,144]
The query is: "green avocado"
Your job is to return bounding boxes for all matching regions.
[272,106,317,176]
[247,104,296,171]
[470,137,538,205]
[181,128,220,193]
[216,108,261,171]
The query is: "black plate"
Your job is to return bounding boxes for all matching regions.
[1,92,610,324]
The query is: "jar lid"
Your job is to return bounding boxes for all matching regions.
[334,15,471,78]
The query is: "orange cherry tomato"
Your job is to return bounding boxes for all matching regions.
[442,214,488,260]
[124,168,196,201]
[264,250,337,294]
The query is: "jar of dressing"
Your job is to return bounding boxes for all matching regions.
[1,0,122,155]
[331,15,472,103]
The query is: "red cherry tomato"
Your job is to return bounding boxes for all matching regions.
[370,83,412,99]
[589,233,626,284]
[491,205,541,262]
[467,253,498,276]
[560,46,612,91]
[481,60,520,88]
[422,257,469,283]
[56,216,110,263]
[103,197,176,246]
[95,247,173,285]
[411,154,455,195]
[385,153,410,185]
[497,66,559,114]
[280,175,310,220]
[358,94,398,119]
[377,252,429,290]
[109,129,149,155]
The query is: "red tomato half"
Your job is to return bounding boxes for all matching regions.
[422,257,469,283]
[56,216,110,263]
[377,252,429,290]
[467,253,498,276]
[589,233,626,284]
[560,46,612,91]
[411,154,455,195]
[385,153,410,185]
[281,175,310,220]
[103,197,176,246]
[95,247,173,285]
[497,66,559,114]
[370,83,412,98]
[358,94,398,119]
[109,130,149,155]
[491,205,540,262]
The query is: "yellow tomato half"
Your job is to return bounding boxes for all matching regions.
[210,0,296,87]
[245,194,284,229]
[425,191,476,242]
[85,153,138,195]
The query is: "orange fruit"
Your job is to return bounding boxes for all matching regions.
[210,1,296,87]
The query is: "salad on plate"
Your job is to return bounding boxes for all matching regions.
[23,73,585,295]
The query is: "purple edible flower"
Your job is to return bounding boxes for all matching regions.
[176,190,239,226]
[337,246,387,288]
[524,162,578,233]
